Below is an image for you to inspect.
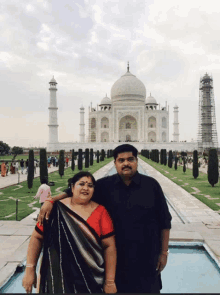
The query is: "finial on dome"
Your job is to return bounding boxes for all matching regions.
[127,61,129,72]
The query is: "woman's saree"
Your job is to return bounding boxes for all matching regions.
[39,202,104,293]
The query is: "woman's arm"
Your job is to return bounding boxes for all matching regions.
[22,229,44,293]
[37,192,69,225]
[101,236,117,293]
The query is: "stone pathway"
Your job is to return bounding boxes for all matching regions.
[0,159,220,289]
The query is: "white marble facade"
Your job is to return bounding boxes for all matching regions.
[88,66,169,144]
[47,65,199,152]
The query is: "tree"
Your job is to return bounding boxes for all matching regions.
[100,149,105,161]
[71,149,75,171]
[208,148,219,187]
[59,150,65,177]
[96,150,100,163]
[160,149,164,165]
[183,157,186,173]
[193,150,199,179]
[168,150,173,168]
[40,149,48,183]
[12,146,23,155]
[0,141,10,155]
[90,149,93,166]
[78,149,83,170]
[85,148,89,168]
[174,156,178,170]
[27,150,34,190]
[164,150,167,166]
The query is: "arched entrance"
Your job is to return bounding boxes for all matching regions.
[119,115,137,142]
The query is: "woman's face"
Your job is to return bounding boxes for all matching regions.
[71,176,94,204]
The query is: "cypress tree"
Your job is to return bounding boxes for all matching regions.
[40,149,48,183]
[168,150,173,168]
[71,149,75,171]
[97,150,100,163]
[27,149,34,190]
[59,150,65,177]
[183,157,186,173]
[174,156,178,170]
[164,149,167,166]
[156,149,159,163]
[90,149,93,166]
[100,149,105,161]
[78,149,83,170]
[85,148,89,168]
[193,150,199,179]
[160,149,163,165]
[208,148,219,187]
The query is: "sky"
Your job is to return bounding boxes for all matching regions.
[1,0,220,148]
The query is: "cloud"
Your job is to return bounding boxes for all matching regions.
[0,0,220,147]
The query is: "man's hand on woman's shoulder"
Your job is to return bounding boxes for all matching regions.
[37,200,53,226]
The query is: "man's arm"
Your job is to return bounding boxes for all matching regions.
[156,229,170,274]
[37,192,70,225]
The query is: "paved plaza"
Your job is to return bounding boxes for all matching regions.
[0,159,220,288]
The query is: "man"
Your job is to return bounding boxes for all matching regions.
[20,159,24,174]
[65,156,69,167]
[38,144,172,293]
[15,161,19,174]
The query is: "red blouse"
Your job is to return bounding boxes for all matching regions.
[36,205,114,240]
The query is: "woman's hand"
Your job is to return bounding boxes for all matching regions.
[22,268,37,293]
[104,282,117,293]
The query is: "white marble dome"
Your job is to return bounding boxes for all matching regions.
[100,95,111,105]
[146,93,157,105]
[111,70,146,101]
[49,76,57,84]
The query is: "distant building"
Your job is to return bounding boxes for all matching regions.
[47,64,199,152]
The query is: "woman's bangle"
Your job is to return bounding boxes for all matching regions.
[26,264,36,268]
[45,199,54,204]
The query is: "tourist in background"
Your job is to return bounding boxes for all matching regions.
[65,156,69,167]
[6,162,9,176]
[1,161,6,177]
[34,160,37,174]
[34,178,51,207]
[25,159,29,174]
[15,161,19,174]
[47,156,51,168]
[20,159,24,174]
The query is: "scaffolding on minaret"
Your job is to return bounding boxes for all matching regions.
[197,73,218,152]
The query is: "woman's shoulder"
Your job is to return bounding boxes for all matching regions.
[91,202,106,213]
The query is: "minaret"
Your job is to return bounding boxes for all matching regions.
[48,77,58,143]
[79,105,85,143]
[173,104,179,142]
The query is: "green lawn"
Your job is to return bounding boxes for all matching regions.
[0,155,40,161]
[0,157,113,221]
[139,155,220,213]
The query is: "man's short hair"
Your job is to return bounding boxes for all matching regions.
[41,178,48,185]
[113,144,138,160]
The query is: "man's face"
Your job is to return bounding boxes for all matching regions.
[114,152,138,178]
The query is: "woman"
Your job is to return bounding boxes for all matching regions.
[1,161,6,177]
[22,171,117,293]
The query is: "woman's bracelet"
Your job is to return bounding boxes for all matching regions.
[105,279,115,286]
[26,264,36,268]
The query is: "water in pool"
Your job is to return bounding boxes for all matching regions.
[1,246,220,293]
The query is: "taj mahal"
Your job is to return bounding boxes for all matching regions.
[47,63,198,152]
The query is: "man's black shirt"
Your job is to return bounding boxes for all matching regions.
[64,172,172,292]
